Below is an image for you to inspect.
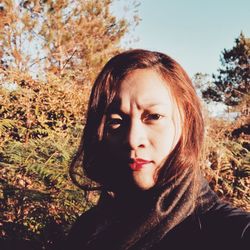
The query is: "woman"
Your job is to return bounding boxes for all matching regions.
[64,49,249,250]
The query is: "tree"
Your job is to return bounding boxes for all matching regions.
[202,33,250,106]
[0,0,134,83]
[0,0,140,247]
[198,34,250,212]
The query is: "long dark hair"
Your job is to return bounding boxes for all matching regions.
[70,49,204,191]
[68,50,218,249]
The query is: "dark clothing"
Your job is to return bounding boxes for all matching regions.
[60,200,249,250]
[57,173,249,250]
[155,202,250,250]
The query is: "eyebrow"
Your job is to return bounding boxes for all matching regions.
[107,102,170,115]
[106,100,121,114]
[140,102,170,109]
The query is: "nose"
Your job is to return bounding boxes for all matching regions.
[125,119,147,150]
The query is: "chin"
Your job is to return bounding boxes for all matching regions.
[132,172,156,190]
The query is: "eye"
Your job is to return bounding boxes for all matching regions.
[144,113,163,122]
[106,117,123,130]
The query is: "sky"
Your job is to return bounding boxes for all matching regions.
[113,0,250,78]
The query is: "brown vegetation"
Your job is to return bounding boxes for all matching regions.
[0,1,249,248]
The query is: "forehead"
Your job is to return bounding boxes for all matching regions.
[116,69,176,112]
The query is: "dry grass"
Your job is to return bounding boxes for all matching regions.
[201,114,250,211]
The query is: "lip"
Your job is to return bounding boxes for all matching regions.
[129,158,151,171]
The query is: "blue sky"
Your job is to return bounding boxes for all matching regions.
[113,0,250,78]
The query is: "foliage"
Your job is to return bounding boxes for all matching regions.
[0,0,139,248]
[0,2,249,248]
[0,68,88,142]
[0,134,98,249]
[202,33,250,106]
[0,0,139,83]
[202,112,250,211]
[195,34,250,211]
[0,71,96,248]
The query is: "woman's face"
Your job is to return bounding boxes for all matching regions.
[104,69,182,191]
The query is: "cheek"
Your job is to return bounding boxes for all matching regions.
[152,120,177,150]
[103,134,127,161]
[105,134,123,151]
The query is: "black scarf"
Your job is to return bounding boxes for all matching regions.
[79,168,218,250]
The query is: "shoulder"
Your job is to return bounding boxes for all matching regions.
[159,202,249,250]
[54,205,105,250]
[69,205,104,234]
[199,201,250,248]
[71,204,109,237]
[200,201,250,235]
